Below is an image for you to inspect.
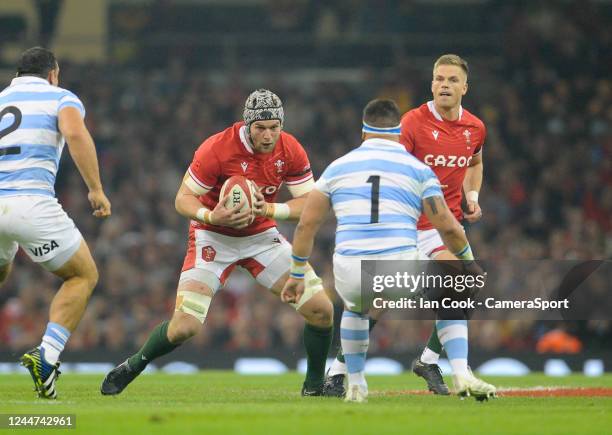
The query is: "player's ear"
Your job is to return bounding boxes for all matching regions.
[48,67,59,86]
[462,81,468,96]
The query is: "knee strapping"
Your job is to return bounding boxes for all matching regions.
[179,269,221,293]
[176,290,212,323]
[292,267,324,310]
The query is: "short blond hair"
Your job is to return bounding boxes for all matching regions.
[433,54,469,77]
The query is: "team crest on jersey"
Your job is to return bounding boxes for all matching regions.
[463,129,471,145]
[201,245,216,262]
[240,162,249,172]
[432,130,439,141]
[274,159,285,173]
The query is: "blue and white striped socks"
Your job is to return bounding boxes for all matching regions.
[40,322,71,365]
[436,320,469,376]
[340,310,369,387]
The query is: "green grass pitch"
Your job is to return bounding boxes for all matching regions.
[1,372,611,434]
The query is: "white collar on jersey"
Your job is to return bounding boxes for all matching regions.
[10,76,49,86]
[238,125,254,154]
[360,138,404,149]
[427,100,463,121]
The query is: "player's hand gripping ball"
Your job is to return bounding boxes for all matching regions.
[219,175,258,224]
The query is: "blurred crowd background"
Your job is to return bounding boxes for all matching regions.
[0,0,610,357]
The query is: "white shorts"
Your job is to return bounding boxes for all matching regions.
[417,228,465,260]
[417,228,449,259]
[180,227,291,293]
[333,249,420,313]
[0,195,82,271]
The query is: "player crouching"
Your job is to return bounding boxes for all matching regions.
[100,89,334,397]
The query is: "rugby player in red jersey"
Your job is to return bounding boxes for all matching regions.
[101,89,334,396]
[325,55,492,397]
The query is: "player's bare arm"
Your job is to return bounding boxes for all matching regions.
[423,195,470,256]
[58,106,111,218]
[252,183,312,222]
[175,172,252,228]
[463,152,483,223]
[281,189,331,304]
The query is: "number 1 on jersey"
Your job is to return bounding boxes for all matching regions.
[367,175,380,223]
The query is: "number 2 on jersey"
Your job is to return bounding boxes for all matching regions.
[367,175,380,223]
[0,106,22,141]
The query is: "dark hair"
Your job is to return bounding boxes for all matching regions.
[362,99,401,128]
[17,47,57,78]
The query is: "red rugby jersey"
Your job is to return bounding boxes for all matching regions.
[401,101,486,230]
[187,122,313,236]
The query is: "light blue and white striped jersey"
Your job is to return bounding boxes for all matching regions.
[0,76,85,197]
[315,138,443,256]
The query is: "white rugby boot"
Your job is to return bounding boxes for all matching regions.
[453,373,497,401]
[344,384,368,403]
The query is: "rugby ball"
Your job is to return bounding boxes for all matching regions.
[219,175,257,213]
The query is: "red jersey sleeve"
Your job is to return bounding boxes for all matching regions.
[285,137,313,185]
[473,122,486,155]
[400,111,417,153]
[187,139,221,190]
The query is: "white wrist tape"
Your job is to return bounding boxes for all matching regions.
[466,190,479,203]
[454,244,475,261]
[266,203,291,220]
[196,207,212,224]
[290,254,308,279]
